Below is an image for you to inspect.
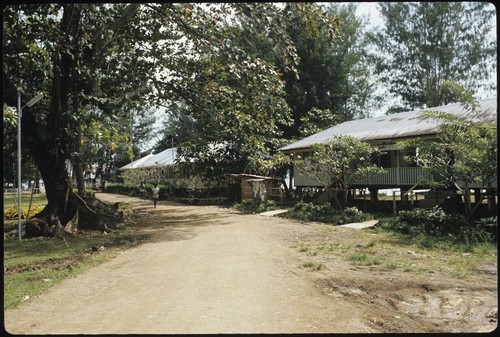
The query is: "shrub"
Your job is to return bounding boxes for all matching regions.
[340,206,370,224]
[233,200,278,214]
[388,206,494,244]
[284,202,371,225]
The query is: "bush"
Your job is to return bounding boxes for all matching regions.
[284,202,371,225]
[387,206,494,244]
[233,200,278,214]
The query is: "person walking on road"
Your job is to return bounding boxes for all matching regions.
[152,183,160,208]
[139,181,146,200]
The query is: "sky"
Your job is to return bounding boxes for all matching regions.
[355,2,383,28]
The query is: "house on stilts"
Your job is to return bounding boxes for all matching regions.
[279,97,497,211]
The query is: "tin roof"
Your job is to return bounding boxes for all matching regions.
[117,154,156,171]
[229,173,282,181]
[140,147,177,168]
[118,148,177,171]
[280,97,497,152]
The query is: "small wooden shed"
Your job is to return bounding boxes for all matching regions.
[228,174,287,203]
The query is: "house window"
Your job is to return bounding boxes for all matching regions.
[297,151,311,164]
[378,152,392,168]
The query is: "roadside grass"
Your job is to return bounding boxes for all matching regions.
[302,261,324,271]
[3,193,48,208]
[3,226,143,310]
[292,223,497,278]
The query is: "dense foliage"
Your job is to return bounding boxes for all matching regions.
[284,202,372,225]
[2,3,340,229]
[296,135,384,208]
[384,207,495,245]
[279,3,374,139]
[232,200,278,214]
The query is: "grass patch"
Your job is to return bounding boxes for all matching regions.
[292,225,497,278]
[346,253,383,266]
[3,226,143,310]
[302,261,324,271]
[3,193,48,208]
[319,226,337,233]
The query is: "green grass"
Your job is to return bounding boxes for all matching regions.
[3,192,48,208]
[3,192,147,310]
[3,227,143,310]
[346,253,383,266]
[293,225,497,279]
[302,261,324,271]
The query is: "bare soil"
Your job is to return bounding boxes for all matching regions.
[3,193,497,334]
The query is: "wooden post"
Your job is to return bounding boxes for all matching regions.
[392,189,397,215]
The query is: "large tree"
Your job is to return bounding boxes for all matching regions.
[156,3,375,182]
[296,3,375,137]
[3,4,157,234]
[3,3,339,235]
[369,2,496,113]
[154,3,342,183]
[277,3,374,139]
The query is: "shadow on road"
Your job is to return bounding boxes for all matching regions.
[125,202,234,244]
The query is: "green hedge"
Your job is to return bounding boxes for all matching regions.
[283,202,372,225]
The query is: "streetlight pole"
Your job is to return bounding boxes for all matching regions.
[17,89,43,241]
[17,91,22,242]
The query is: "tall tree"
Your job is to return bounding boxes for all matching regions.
[369,2,496,113]
[279,3,374,139]
[3,3,339,234]
[155,3,342,182]
[4,4,154,233]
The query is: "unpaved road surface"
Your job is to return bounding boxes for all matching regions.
[4,193,497,334]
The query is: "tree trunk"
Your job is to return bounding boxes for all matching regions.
[74,161,86,196]
[73,89,86,196]
[20,146,115,236]
[20,4,123,238]
[463,187,473,220]
[23,164,123,237]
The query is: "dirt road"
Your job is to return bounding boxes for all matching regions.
[4,193,497,334]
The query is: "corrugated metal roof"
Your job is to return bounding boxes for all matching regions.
[280,98,497,152]
[118,148,177,171]
[140,147,177,168]
[117,154,155,171]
